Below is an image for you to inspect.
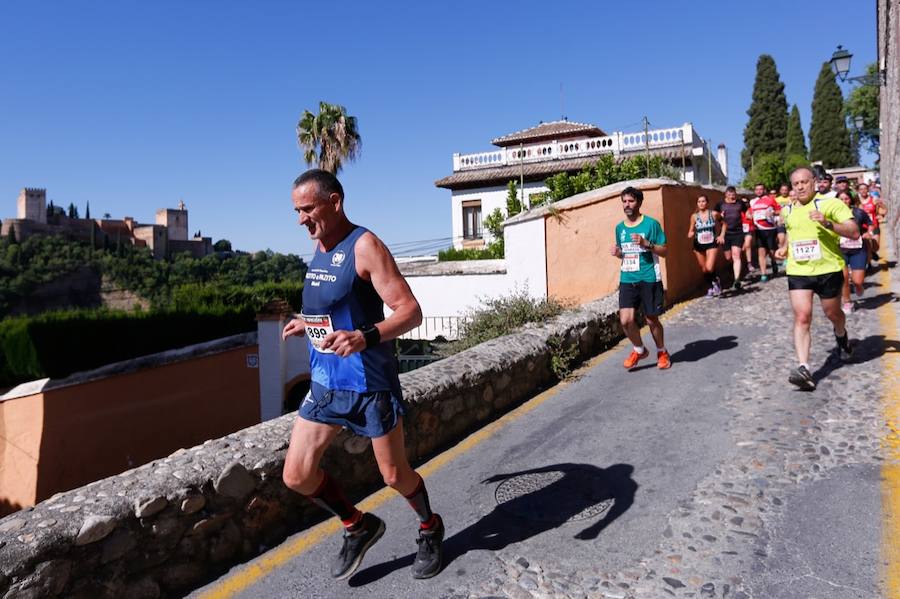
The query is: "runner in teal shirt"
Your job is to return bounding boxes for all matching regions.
[609,186,671,370]
[615,215,666,284]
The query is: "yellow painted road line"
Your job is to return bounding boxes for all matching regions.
[879,266,900,599]
[198,298,692,599]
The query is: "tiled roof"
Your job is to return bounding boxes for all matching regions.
[435,146,691,190]
[491,120,606,147]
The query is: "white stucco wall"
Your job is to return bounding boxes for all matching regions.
[450,181,548,249]
[257,318,310,421]
[504,216,547,299]
[405,271,511,318]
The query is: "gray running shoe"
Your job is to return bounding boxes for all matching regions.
[788,365,816,391]
[411,515,445,579]
[331,513,385,580]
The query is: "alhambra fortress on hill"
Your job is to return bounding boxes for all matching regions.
[1,187,213,259]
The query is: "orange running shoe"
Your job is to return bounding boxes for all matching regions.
[623,348,650,369]
[657,350,672,370]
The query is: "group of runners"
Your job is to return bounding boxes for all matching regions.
[276,166,886,585]
[612,166,886,391]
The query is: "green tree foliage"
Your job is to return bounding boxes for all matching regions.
[67,203,79,219]
[213,239,233,252]
[844,62,880,156]
[544,154,678,202]
[809,62,854,168]
[741,152,809,190]
[742,55,789,171]
[296,101,361,174]
[785,104,808,158]
[506,180,522,217]
[0,235,307,319]
[85,202,91,220]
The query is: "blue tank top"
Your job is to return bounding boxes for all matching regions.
[694,211,716,236]
[302,226,400,393]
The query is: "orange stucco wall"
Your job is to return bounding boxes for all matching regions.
[546,183,726,305]
[0,344,260,515]
[0,394,42,514]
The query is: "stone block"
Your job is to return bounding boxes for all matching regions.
[214,462,256,500]
[134,497,167,518]
[75,515,117,546]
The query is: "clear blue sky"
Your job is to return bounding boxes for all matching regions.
[0,1,877,257]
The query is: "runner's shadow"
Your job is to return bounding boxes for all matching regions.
[348,463,637,587]
[810,335,900,383]
[855,292,897,311]
[668,336,738,363]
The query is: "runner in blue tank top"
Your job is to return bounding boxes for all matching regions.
[281,170,444,581]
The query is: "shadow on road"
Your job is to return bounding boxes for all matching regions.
[811,334,900,383]
[348,463,637,587]
[669,335,739,363]
[855,292,897,311]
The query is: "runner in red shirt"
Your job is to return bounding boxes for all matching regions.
[741,201,756,275]
[858,183,882,268]
[748,183,781,281]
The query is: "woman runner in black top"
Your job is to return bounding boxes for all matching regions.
[715,186,748,290]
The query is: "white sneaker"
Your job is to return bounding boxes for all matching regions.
[841,301,853,315]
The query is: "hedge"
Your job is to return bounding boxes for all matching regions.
[0,307,257,388]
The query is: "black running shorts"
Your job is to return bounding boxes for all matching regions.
[787,271,843,299]
[619,281,665,316]
[756,229,778,251]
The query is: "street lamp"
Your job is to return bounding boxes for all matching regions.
[829,45,853,81]
[829,45,886,86]
[853,115,865,131]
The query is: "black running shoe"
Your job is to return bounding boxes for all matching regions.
[835,331,853,360]
[734,281,742,291]
[788,365,816,391]
[411,514,445,579]
[331,513,385,580]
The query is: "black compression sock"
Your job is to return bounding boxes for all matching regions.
[403,474,434,525]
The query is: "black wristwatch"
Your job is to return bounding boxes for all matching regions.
[359,325,381,349]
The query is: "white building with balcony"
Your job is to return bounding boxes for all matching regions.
[435,120,728,249]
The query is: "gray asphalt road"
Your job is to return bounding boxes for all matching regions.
[193,266,895,599]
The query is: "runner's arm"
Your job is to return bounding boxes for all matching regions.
[355,231,423,342]
[830,218,859,239]
[687,215,696,239]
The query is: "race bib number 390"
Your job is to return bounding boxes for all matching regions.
[698,231,714,244]
[791,239,821,261]
[301,314,335,353]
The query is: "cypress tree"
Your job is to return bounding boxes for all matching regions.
[809,62,854,168]
[85,202,91,220]
[741,54,789,171]
[785,104,808,158]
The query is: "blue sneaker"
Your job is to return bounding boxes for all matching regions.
[760,275,769,282]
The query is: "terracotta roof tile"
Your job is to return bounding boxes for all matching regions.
[491,120,606,147]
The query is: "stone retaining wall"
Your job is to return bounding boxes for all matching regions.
[0,294,622,598]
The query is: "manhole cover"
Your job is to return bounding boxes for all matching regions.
[494,466,615,523]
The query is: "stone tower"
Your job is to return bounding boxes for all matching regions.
[16,188,47,223]
[155,201,188,241]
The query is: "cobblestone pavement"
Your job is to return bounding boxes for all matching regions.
[458,266,897,599]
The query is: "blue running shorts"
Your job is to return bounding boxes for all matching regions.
[300,381,406,438]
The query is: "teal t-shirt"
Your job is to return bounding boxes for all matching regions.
[615,215,666,284]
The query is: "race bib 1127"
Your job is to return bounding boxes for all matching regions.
[791,239,822,261]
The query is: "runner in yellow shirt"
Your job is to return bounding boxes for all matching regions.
[774,166,860,390]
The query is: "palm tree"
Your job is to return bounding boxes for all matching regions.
[297,102,361,174]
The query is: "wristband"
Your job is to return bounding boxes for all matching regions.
[359,325,381,349]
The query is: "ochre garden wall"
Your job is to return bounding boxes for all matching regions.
[545,181,728,305]
[0,344,260,516]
